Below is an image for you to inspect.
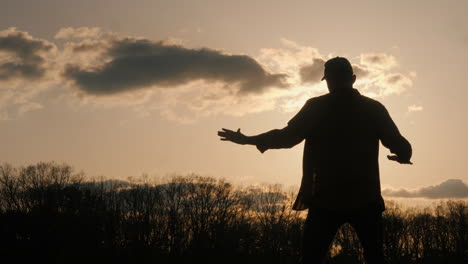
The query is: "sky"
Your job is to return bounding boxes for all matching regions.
[0,0,467,202]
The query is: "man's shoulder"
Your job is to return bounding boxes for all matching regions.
[305,93,329,105]
[352,92,387,111]
[305,90,386,110]
[358,93,382,106]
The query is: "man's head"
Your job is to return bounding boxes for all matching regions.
[321,57,356,93]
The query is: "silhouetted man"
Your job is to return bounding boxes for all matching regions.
[217,56,412,264]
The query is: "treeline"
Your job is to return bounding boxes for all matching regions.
[0,162,466,263]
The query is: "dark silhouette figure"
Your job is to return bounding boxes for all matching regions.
[217,57,412,263]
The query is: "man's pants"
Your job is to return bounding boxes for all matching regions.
[301,206,385,264]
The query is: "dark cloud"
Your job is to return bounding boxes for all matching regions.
[360,53,396,69]
[385,73,404,84]
[63,38,288,95]
[382,179,468,199]
[364,55,385,64]
[299,58,325,84]
[69,40,104,53]
[0,28,55,81]
[352,64,370,79]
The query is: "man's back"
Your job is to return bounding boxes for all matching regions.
[290,88,412,212]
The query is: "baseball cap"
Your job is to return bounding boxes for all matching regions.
[321,57,354,81]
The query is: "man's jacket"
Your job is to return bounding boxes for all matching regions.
[253,88,412,212]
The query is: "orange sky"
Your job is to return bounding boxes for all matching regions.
[0,0,467,201]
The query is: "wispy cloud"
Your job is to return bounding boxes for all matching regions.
[55,26,102,39]
[360,53,397,70]
[408,104,423,112]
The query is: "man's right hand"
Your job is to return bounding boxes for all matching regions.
[217,128,249,145]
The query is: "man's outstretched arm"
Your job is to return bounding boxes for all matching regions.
[218,99,312,153]
[217,125,305,153]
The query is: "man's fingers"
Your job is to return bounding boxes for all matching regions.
[218,130,233,136]
[222,128,242,134]
[218,133,234,139]
[387,155,413,165]
[218,128,242,143]
[219,128,235,136]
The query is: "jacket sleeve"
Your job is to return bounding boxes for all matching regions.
[376,103,412,162]
[254,99,312,153]
[253,126,305,153]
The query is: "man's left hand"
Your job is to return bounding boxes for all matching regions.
[217,128,248,145]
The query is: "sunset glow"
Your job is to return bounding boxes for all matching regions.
[1,0,467,203]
